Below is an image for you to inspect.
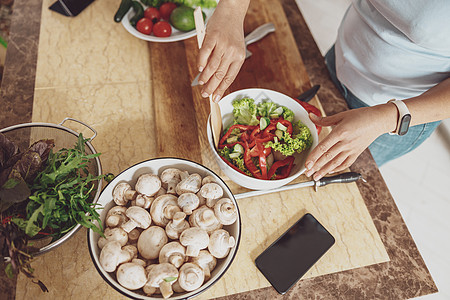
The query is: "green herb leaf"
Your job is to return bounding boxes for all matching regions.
[163,276,177,282]
[25,205,44,237]
[5,263,14,279]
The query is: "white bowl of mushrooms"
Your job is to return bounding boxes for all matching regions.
[87,158,241,299]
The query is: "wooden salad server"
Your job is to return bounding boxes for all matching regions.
[193,6,222,149]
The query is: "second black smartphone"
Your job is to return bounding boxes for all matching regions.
[255,213,335,294]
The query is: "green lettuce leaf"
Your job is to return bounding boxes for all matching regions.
[232,98,259,126]
[282,107,295,122]
[265,121,312,156]
[257,101,282,119]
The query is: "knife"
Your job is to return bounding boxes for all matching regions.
[297,84,320,102]
[191,23,276,87]
[234,172,365,199]
[243,22,276,58]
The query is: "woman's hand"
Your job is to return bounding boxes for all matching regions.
[197,0,250,102]
[305,104,397,180]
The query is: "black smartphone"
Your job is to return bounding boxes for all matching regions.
[255,213,335,295]
[49,0,95,17]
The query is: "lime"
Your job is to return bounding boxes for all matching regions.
[170,6,205,32]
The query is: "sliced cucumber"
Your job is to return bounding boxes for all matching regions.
[275,129,283,139]
[229,152,241,159]
[260,117,270,130]
[276,122,287,131]
[227,135,239,144]
[233,143,244,154]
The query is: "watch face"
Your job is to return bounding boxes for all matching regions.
[398,114,411,135]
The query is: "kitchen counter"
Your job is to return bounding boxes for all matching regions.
[0,0,437,299]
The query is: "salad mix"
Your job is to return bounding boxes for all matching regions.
[0,133,104,290]
[218,98,313,180]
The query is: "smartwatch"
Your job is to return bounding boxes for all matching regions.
[388,99,411,136]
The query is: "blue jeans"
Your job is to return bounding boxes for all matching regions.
[324,46,440,166]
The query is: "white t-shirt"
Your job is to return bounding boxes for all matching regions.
[335,0,450,106]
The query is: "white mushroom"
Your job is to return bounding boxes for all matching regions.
[166,212,190,240]
[132,258,147,267]
[200,183,224,208]
[99,241,134,273]
[127,228,141,244]
[160,168,183,194]
[121,206,152,233]
[134,194,153,209]
[97,227,128,249]
[172,280,185,293]
[113,182,137,206]
[190,250,217,281]
[155,186,167,197]
[143,264,157,295]
[137,226,168,260]
[178,262,205,292]
[143,284,158,296]
[196,191,206,207]
[145,263,157,274]
[179,227,209,257]
[201,175,216,185]
[150,194,181,227]
[116,262,147,290]
[214,198,238,225]
[208,229,235,259]
[135,173,161,197]
[146,263,179,299]
[175,173,202,195]
[189,205,222,234]
[105,206,128,228]
[122,244,138,260]
[180,170,189,180]
[159,241,186,268]
[177,193,200,215]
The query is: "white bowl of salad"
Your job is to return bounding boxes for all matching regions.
[207,88,319,190]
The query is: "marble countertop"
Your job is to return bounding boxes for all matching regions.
[0,0,437,299]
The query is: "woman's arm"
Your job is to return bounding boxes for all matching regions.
[196,0,250,103]
[304,77,450,180]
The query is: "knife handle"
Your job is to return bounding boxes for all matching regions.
[315,172,364,190]
[244,23,276,45]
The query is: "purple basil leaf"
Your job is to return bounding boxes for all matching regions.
[0,133,19,170]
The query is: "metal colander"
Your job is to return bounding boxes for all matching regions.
[0,118,103,256]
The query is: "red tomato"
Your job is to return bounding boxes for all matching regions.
[153,21,172,37]
[136,18,153,35]
[159,2,177,20]
[144,7,161,23]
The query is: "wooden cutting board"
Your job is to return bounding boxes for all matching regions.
[16,0,389,299]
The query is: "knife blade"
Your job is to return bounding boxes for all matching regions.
[297,84,320,102]
[191,23,276,86]
[243,22,276,58]
[234,172,364,199]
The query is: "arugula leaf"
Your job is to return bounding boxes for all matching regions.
[16,133,105,239]
[25,205,44,236]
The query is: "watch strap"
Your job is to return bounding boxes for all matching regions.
[388,99,411,135]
